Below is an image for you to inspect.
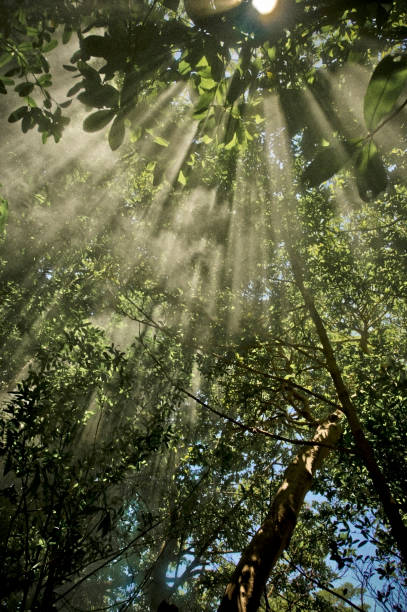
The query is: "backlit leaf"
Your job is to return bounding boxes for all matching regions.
[364,54,407,131]
[355,140,387,201]
[177,169,187,186]
[225,131,238,150]
[153,135,169,147]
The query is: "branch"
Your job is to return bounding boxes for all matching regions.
[284,555,366,612]
[230,359,341,411]
[178,386,343,452]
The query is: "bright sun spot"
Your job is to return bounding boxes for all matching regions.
[252,0,278,15]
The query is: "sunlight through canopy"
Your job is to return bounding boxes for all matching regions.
[252,0,278,15]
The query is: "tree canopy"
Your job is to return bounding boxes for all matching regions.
[1,1,407,611]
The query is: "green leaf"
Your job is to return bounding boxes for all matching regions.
[146,130,169,147]
[364,54,407,131]
[0,52,12,68]
[82,35,112,58]
[21,112,35,133]
[227,72,246,105]
[8,106,28,123]
[108,116,125,150]
[42,39,58,53]
[177,169,187,186]
[355,140,387,201]
[62,25,73,44]
[18,41,32,52]
[0,76,15,86]
[78,84,119,108]
[178,60,191,76]
[154,135,169,147]
[225,131,238,150]
[302,144,349,186]
[83,109,115,132]
[15,82,34,97]
[67,81,84,97]
[193,92,214,119]
[267,46,276,60]
[200,77,217,91]
[0,197,8,233]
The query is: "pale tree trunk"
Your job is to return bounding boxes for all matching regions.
[288,246,407,567]
[148,536,177,610]
[218,410,343,612]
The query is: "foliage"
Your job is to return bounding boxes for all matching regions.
[1,1,407,611]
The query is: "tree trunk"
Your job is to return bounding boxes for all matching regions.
[288,246,407,567]
[218,410,343,612]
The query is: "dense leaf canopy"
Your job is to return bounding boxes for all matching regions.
[1,1,407,611]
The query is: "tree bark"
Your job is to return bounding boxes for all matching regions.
[218,410,343,612]
[288,246,407,567]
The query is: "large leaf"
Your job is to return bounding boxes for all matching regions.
[364,54,407,131]
[82,35,112,58]
[78,84,119,108]
[302,144,349,187]
[355,140,387,201]
[83,109,115,132]
[108,116,125,150]
[226,71,247,105]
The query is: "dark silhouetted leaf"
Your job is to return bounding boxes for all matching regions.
[227,71,246,105]
[15,81,34,97]
[302,143,349,186]
[78,84,119,108]
[355,140,387,201]
[62,25,73,44]
[83,109,115,132]
[162,0,180,11]
[77,61,101,83]
[193,91,215,119]
[21,112,35,133]
[364,54,407,131]
[67,81,84,97]
[8,106,28,123]
[83,35,112,58]
[108,116,125,150]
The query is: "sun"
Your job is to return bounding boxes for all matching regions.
[252,0,278,15]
